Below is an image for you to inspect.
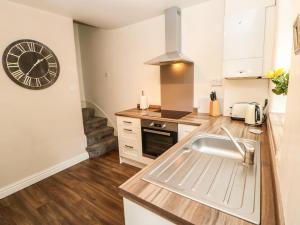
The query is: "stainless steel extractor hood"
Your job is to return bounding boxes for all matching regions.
[145,7,193,65]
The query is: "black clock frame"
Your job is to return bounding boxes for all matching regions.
[2,39,60,90]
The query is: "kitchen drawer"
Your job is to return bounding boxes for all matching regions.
[118,125,140,140]
[119,138,141,160]
[117,116,140,129]
[178,124,198,141]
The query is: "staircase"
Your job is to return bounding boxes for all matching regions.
[82,108,118,158]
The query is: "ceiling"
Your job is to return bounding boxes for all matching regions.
[8,0,207,29]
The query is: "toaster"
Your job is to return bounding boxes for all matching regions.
[230,102,250,120]
[231,100,268,124]
[245,103,264,125]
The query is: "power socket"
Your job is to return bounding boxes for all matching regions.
[210,78,223,87]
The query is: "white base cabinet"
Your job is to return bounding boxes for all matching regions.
[117,116,153,167]
[123,198,175,225]
[117,116,142,161]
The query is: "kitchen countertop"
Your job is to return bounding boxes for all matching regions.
[115,108,211,126]
[118,110,277,225]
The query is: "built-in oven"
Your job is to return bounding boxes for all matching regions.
[141,119,178,159]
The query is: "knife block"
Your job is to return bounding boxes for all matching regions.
[209,100,221,117]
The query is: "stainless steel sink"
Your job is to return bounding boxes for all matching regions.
[143,133,260,224]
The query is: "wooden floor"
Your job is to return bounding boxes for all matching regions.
[0,151,140,225]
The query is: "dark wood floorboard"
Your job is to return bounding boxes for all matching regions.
[0,150,140,225]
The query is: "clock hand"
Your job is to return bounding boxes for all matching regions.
[26,58,44,76]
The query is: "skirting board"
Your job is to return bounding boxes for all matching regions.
[0,152,89,199]
[120,156,146,169]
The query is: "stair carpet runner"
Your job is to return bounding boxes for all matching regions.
[82,108,118,158]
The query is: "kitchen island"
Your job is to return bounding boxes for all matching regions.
[118,111,277,225]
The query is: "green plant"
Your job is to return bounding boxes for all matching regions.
[266,68,289,95]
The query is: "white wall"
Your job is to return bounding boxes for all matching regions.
[223,79,269,115]
[276,0,300,224]
[78,16,163,129]
[273,0,293,69]
[269,0,293,113]
[74,23,86,104]
[78,0,225,125]
[0,1,86,190]
[182,0,225,111]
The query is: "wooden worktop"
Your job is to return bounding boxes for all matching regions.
[115,108,211,126]
[118,114,277,225]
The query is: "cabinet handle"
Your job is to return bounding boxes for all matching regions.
[124,145,133,149]
[143,129,171,136]
[123,121,132,124]
[123,128,132,132]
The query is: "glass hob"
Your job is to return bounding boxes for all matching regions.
[144,109,190,119]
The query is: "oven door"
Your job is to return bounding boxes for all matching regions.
[142,127,178,159]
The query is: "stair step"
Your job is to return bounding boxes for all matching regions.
[86,127,114,146]
[82,108,95,121]
[84,117,107,125]
[86,136,118,158]
[84,117,107,134]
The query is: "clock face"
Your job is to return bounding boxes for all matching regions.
[2,39,60,90]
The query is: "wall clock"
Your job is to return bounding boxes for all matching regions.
[2,39,60,90]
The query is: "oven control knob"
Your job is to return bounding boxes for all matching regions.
[149,122,154,127]
[162,124,166,129]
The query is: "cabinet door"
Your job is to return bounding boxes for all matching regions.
[124,198,175,225]
[178,124,198,141]
[224,8,266,60]
[119,138,140,160]
[117,116,140,130]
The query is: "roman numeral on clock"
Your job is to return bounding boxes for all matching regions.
[44,76,50,82]
[48,63,57,68]
[39,46,44,54]
[27,42,35,52]
[35,78,42,87]
[8,52,20,58]
[23,76,32,86]
[16,44,26,53]
[49,70,56,77]
[12,70,24,80]
[7,62,19,68]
